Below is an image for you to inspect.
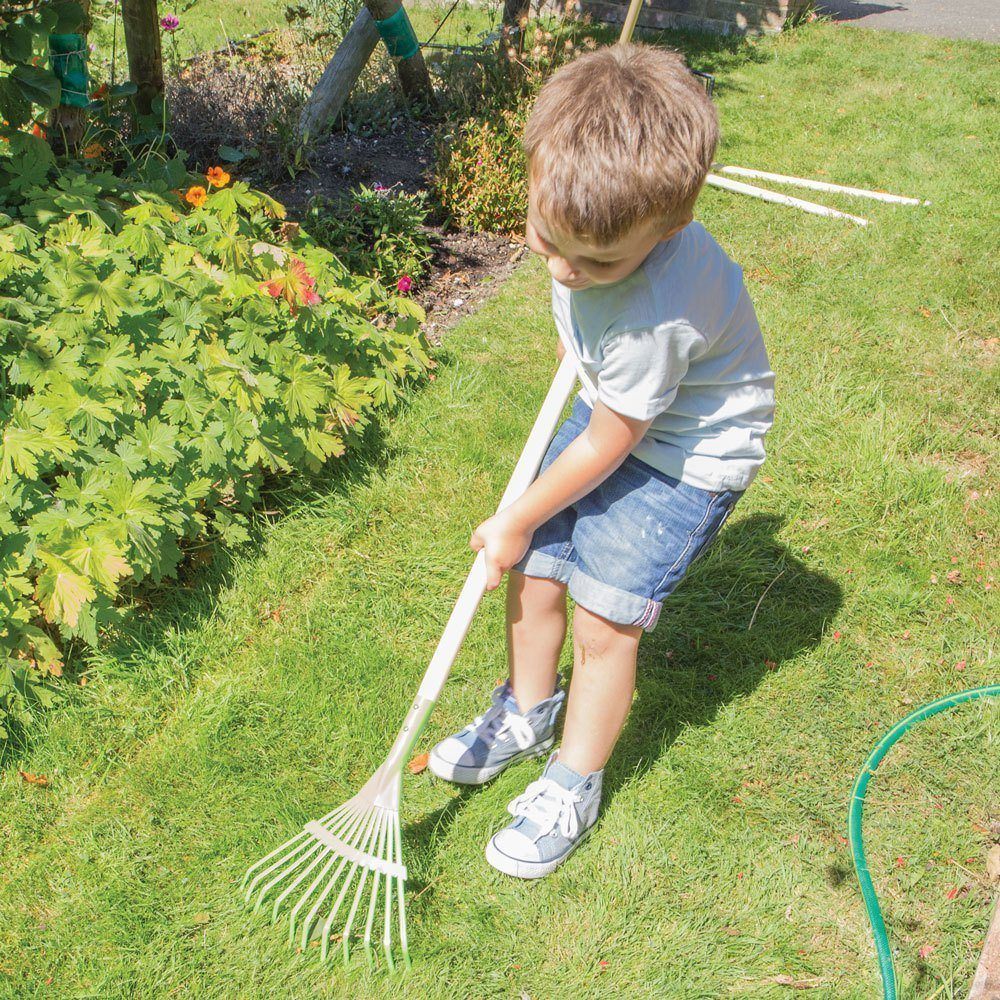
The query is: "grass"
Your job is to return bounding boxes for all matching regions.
[2,19,998,1000]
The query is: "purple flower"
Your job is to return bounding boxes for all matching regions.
[396,275,413,294]
[160,14,180,31]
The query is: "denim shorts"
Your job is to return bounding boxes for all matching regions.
[514,396,742,632]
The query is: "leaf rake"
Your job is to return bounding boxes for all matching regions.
[242,353,579,968]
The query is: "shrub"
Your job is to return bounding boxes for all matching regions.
[0,138,431,740]
[432,107,528,235]
[430,20,601,234]
[305,183,434,289]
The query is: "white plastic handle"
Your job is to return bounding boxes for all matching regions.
[416,353,579,702]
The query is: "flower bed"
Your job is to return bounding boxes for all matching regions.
[0,137,431,739]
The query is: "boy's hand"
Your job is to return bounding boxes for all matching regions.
[470,510,534,591]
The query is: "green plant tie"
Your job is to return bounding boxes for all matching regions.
[49,33,90,108]
[374,6,420,61]
[849,684,1000,1000]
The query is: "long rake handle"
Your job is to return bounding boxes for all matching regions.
[416,352,579,704]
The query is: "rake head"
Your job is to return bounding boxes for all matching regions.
[242,695,436,969]
[242,762,409,969]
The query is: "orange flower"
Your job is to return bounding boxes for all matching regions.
[206,166,231,188]
[32,123,46,139]
[82,141,105,159]
[91,82,109,99]
[184,185,208,208]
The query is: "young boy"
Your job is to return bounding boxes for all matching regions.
[428,43,775,878]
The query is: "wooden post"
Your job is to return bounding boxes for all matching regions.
[121,0,164,116]
[298,7,380,138]
[363,0,433,105]
[968,896,1000,1000]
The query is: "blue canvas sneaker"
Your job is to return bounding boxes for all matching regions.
[428,679,564,785]
[485,753,602,879]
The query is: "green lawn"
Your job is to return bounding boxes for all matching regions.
[2,21,998,1000]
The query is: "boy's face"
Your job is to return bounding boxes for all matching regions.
[526,184,690,291]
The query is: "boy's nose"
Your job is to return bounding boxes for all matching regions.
[547,256,580,284]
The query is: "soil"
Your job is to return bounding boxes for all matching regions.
[269,118,527,345]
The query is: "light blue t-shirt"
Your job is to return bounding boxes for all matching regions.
[551,221,775,492]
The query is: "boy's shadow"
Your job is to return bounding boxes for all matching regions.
[604,512,842,800]
[406,513,841,892]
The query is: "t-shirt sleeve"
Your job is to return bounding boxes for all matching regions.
[596,322,707,421]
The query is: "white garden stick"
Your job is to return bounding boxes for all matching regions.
[714,165,929,206]
[705,172,870,227]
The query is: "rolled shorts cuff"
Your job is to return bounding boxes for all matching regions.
[568,569,662,633]
[515,552,661,633]
[515,548,574,586]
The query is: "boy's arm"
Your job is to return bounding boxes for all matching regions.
[471,399,652,590]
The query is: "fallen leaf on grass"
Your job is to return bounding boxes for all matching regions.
[18,771,49,787]
[407,753,429,775]
[192,912,211,925]
[918,944,935,959]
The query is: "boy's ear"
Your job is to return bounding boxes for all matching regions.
[662,212,693,239]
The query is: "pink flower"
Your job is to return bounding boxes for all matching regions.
[160,14,179,31]
[396,275,413,294]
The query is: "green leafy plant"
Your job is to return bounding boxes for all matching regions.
[0,142,431,741]
[305,183,434,288]
[433,108,528,235]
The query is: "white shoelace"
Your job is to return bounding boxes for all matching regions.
[508,777,582,841]
[463,691,536,750]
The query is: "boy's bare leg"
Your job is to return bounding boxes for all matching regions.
[506,570,567,712]
[558,604,641,775]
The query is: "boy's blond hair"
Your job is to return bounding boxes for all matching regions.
[523,43,718,245]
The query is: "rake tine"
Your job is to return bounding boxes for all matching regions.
[287,851,339,945]
[320,856,362,963]
[272,811,359,926]
[363,811,392,966]
[339,810,386,965]
[296,808,372,948]
[250,840,323,914]
[394,811,410,969]
[383,810,401,972]
[241,805,345,893]
[319,807,382,962]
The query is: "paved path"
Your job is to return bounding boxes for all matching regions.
[815,0,998,42]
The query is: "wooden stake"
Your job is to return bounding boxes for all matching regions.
[298,8,380,138]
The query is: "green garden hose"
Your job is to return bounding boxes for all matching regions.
[849,684,1000,1000]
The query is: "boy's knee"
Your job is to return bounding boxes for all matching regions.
[573,603,642,651]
